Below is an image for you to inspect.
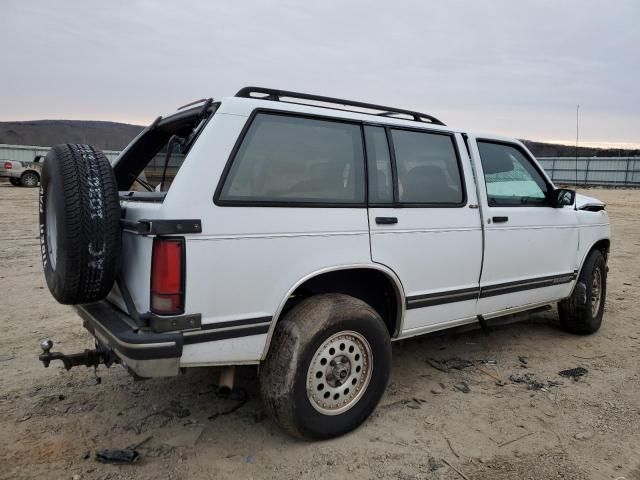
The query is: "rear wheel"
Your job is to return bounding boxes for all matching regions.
[21,171,39,187]
[260,293,391,439]
[558,250,607,334]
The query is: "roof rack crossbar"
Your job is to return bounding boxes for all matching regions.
[235,87,445,126]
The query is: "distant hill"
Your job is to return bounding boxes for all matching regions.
[522,140,639,158]
[0,119,637,157]
[0,120,144,151]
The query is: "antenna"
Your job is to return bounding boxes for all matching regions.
[575,104,580,188]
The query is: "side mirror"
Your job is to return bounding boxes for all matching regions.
[551,188,575,208]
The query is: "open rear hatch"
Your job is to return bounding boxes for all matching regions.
[107,99,218,322]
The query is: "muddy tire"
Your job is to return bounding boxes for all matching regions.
[558,250,607,334]
[39,144,121,304]
[21,171,39,187]
[259,293,391,439]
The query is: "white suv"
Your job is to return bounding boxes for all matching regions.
[38,87,610,439]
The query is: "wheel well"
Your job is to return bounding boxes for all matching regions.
[591,239,610,262]
[576,239,610,280]
[280,268,401,337]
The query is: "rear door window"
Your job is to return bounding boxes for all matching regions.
[390,129,464,205]
[218,113,365,205]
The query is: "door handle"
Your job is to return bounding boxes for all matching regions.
[492,216,509,223]
[375,216,398,225]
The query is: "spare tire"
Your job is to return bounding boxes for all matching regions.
[39,144,121,304]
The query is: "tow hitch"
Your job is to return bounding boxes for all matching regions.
[38,339,115,370]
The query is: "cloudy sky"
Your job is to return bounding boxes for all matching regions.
[2,0,639,147]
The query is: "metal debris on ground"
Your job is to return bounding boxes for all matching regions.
[558,367,588,379]
[96,435,176,461]
[426,357,475,372]
[509,373,554,390]
[95,448,140,464]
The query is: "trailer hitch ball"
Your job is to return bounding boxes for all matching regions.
[38,339,109,370]
[41,339,53,353]
[40,339,54,367]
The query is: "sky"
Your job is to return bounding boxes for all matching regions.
[1,0,639,148]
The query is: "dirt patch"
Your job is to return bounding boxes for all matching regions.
[1,184,639,479]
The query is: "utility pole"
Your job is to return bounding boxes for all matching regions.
[575,105,580,187]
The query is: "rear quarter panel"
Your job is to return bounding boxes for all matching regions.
[163,110,373,365]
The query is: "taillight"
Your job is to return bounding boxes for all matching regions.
[150,237,185,315]
[3,162,11,169]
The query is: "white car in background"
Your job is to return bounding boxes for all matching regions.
[0,156,42,187]
[37,87,610,439]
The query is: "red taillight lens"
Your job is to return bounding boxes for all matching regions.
[150,238,185,315]
[3,162,11,169]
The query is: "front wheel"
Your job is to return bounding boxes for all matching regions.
[558,250,607,334]
[260,293,391,439]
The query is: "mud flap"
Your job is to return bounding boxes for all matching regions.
[573,281,588,306]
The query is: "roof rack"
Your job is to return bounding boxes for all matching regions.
[235,87,445,126]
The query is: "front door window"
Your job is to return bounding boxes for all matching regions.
[477,141,548,206]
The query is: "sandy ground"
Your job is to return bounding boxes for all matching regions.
[0,182,639,480]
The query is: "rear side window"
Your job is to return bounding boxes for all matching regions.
[218,113,365,205]
[477,141,548,206]
[390,129,464,204]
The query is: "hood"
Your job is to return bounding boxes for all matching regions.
[575,193,606,211]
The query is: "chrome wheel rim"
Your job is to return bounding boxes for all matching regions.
[24,173,37,186]
[45,186,57,269]
[591,267,602,316]
[306,330,372,416]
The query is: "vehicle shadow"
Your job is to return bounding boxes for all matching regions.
[12,307,575,469]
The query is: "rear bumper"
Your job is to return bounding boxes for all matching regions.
[74,301,182,377]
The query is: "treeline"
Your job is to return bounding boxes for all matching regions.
[522,140,639,158]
